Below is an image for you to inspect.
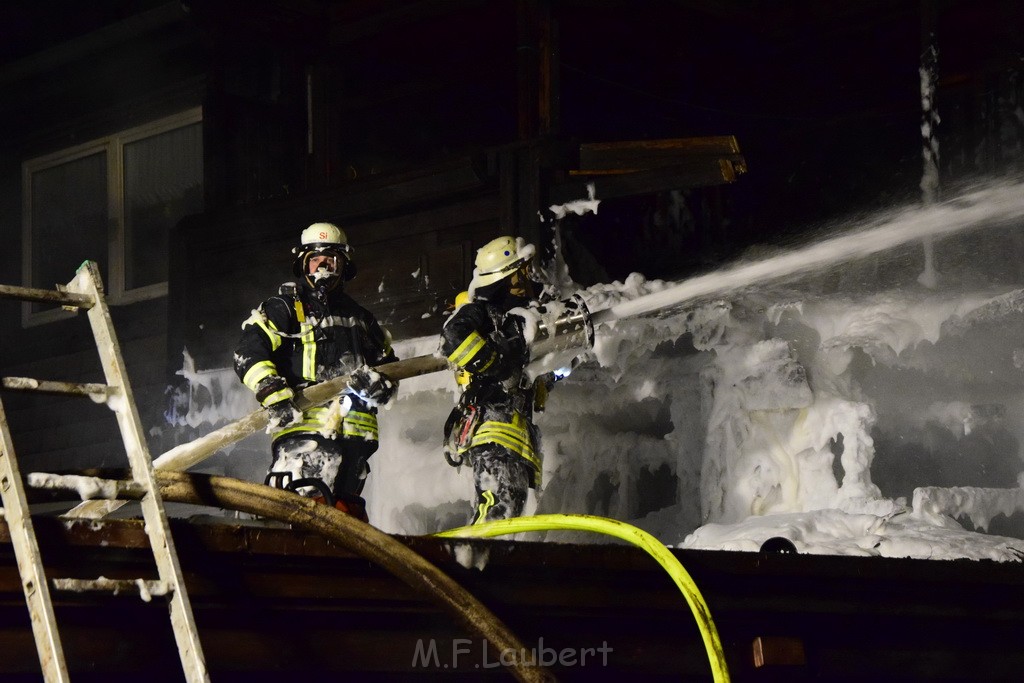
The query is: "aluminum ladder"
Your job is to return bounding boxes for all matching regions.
[0,261,208,682]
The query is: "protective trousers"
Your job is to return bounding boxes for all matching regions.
[267,433,375,519]
[468,444,534,524]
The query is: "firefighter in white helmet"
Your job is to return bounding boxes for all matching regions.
[439,235,555,524]
[234,222,399,522]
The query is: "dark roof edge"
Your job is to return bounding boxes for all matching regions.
[0,2,189,87]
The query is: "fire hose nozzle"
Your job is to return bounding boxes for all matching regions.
[528,293,595,361]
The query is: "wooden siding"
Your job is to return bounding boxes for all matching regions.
[0,5,202,467]
[170,175,501,372]
[2,517,1024,681]
[1,298,171,473]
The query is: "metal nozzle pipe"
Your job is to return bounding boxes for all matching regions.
[528,294,595,362]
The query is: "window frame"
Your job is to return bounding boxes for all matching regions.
[21,107,202,327]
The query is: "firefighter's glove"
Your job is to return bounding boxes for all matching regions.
[348,365,399,407]
[265,399,301,430]
[255,375,291,405]
[256,376,300,430]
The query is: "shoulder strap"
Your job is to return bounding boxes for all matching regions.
[270,283,306,337]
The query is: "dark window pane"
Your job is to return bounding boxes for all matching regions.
[31,153,108,311]
[123,122,203,290]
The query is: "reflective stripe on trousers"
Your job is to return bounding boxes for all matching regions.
[273,406,379,442]
[463,412,540,476]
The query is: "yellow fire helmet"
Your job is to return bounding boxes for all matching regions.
[469,235,535,292]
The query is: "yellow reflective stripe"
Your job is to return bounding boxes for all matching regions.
[463,416,527,444]
[344,410,376,428]
[343,410,379,440]
[448,331,486,367]
[473,425,527,445]
[466,418,540,471]
[292,299,316,381]
[471,431,538,468]
[242,361,277,392]
[343,425,379,439]
[260,387,293,407]
[243,311,282,352]
[271,407,329,439]
[473,490,496,525]
[476,351,496,374]
[271,407,379,441]
[300,321,316,381]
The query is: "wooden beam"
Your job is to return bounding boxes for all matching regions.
[577,136,743,173]
[752,635,807,668]
[552,155,746,205]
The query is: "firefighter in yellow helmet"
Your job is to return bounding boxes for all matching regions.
[234,223,399,522]
[439,235,553,524]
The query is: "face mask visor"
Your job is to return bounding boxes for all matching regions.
[301,248,346,291]
[307,251,341,278]
[507,262,537,299]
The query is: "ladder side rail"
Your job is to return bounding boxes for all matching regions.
[65,262,209,682]
[0,396,71,682]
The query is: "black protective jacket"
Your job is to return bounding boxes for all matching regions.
[235,282,397,442]
[439,298,543,484]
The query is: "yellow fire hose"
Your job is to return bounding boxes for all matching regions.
[142,472,554,683]
[435,514,730,683]
[40,473,726,681]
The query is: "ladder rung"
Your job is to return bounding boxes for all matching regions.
[2,377,112,399]
[0,283,94,308]
[52,578,172,601]
[26,472,146,500]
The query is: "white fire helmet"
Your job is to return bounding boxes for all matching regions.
[292,222,356,284]
[300,223,351,251]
